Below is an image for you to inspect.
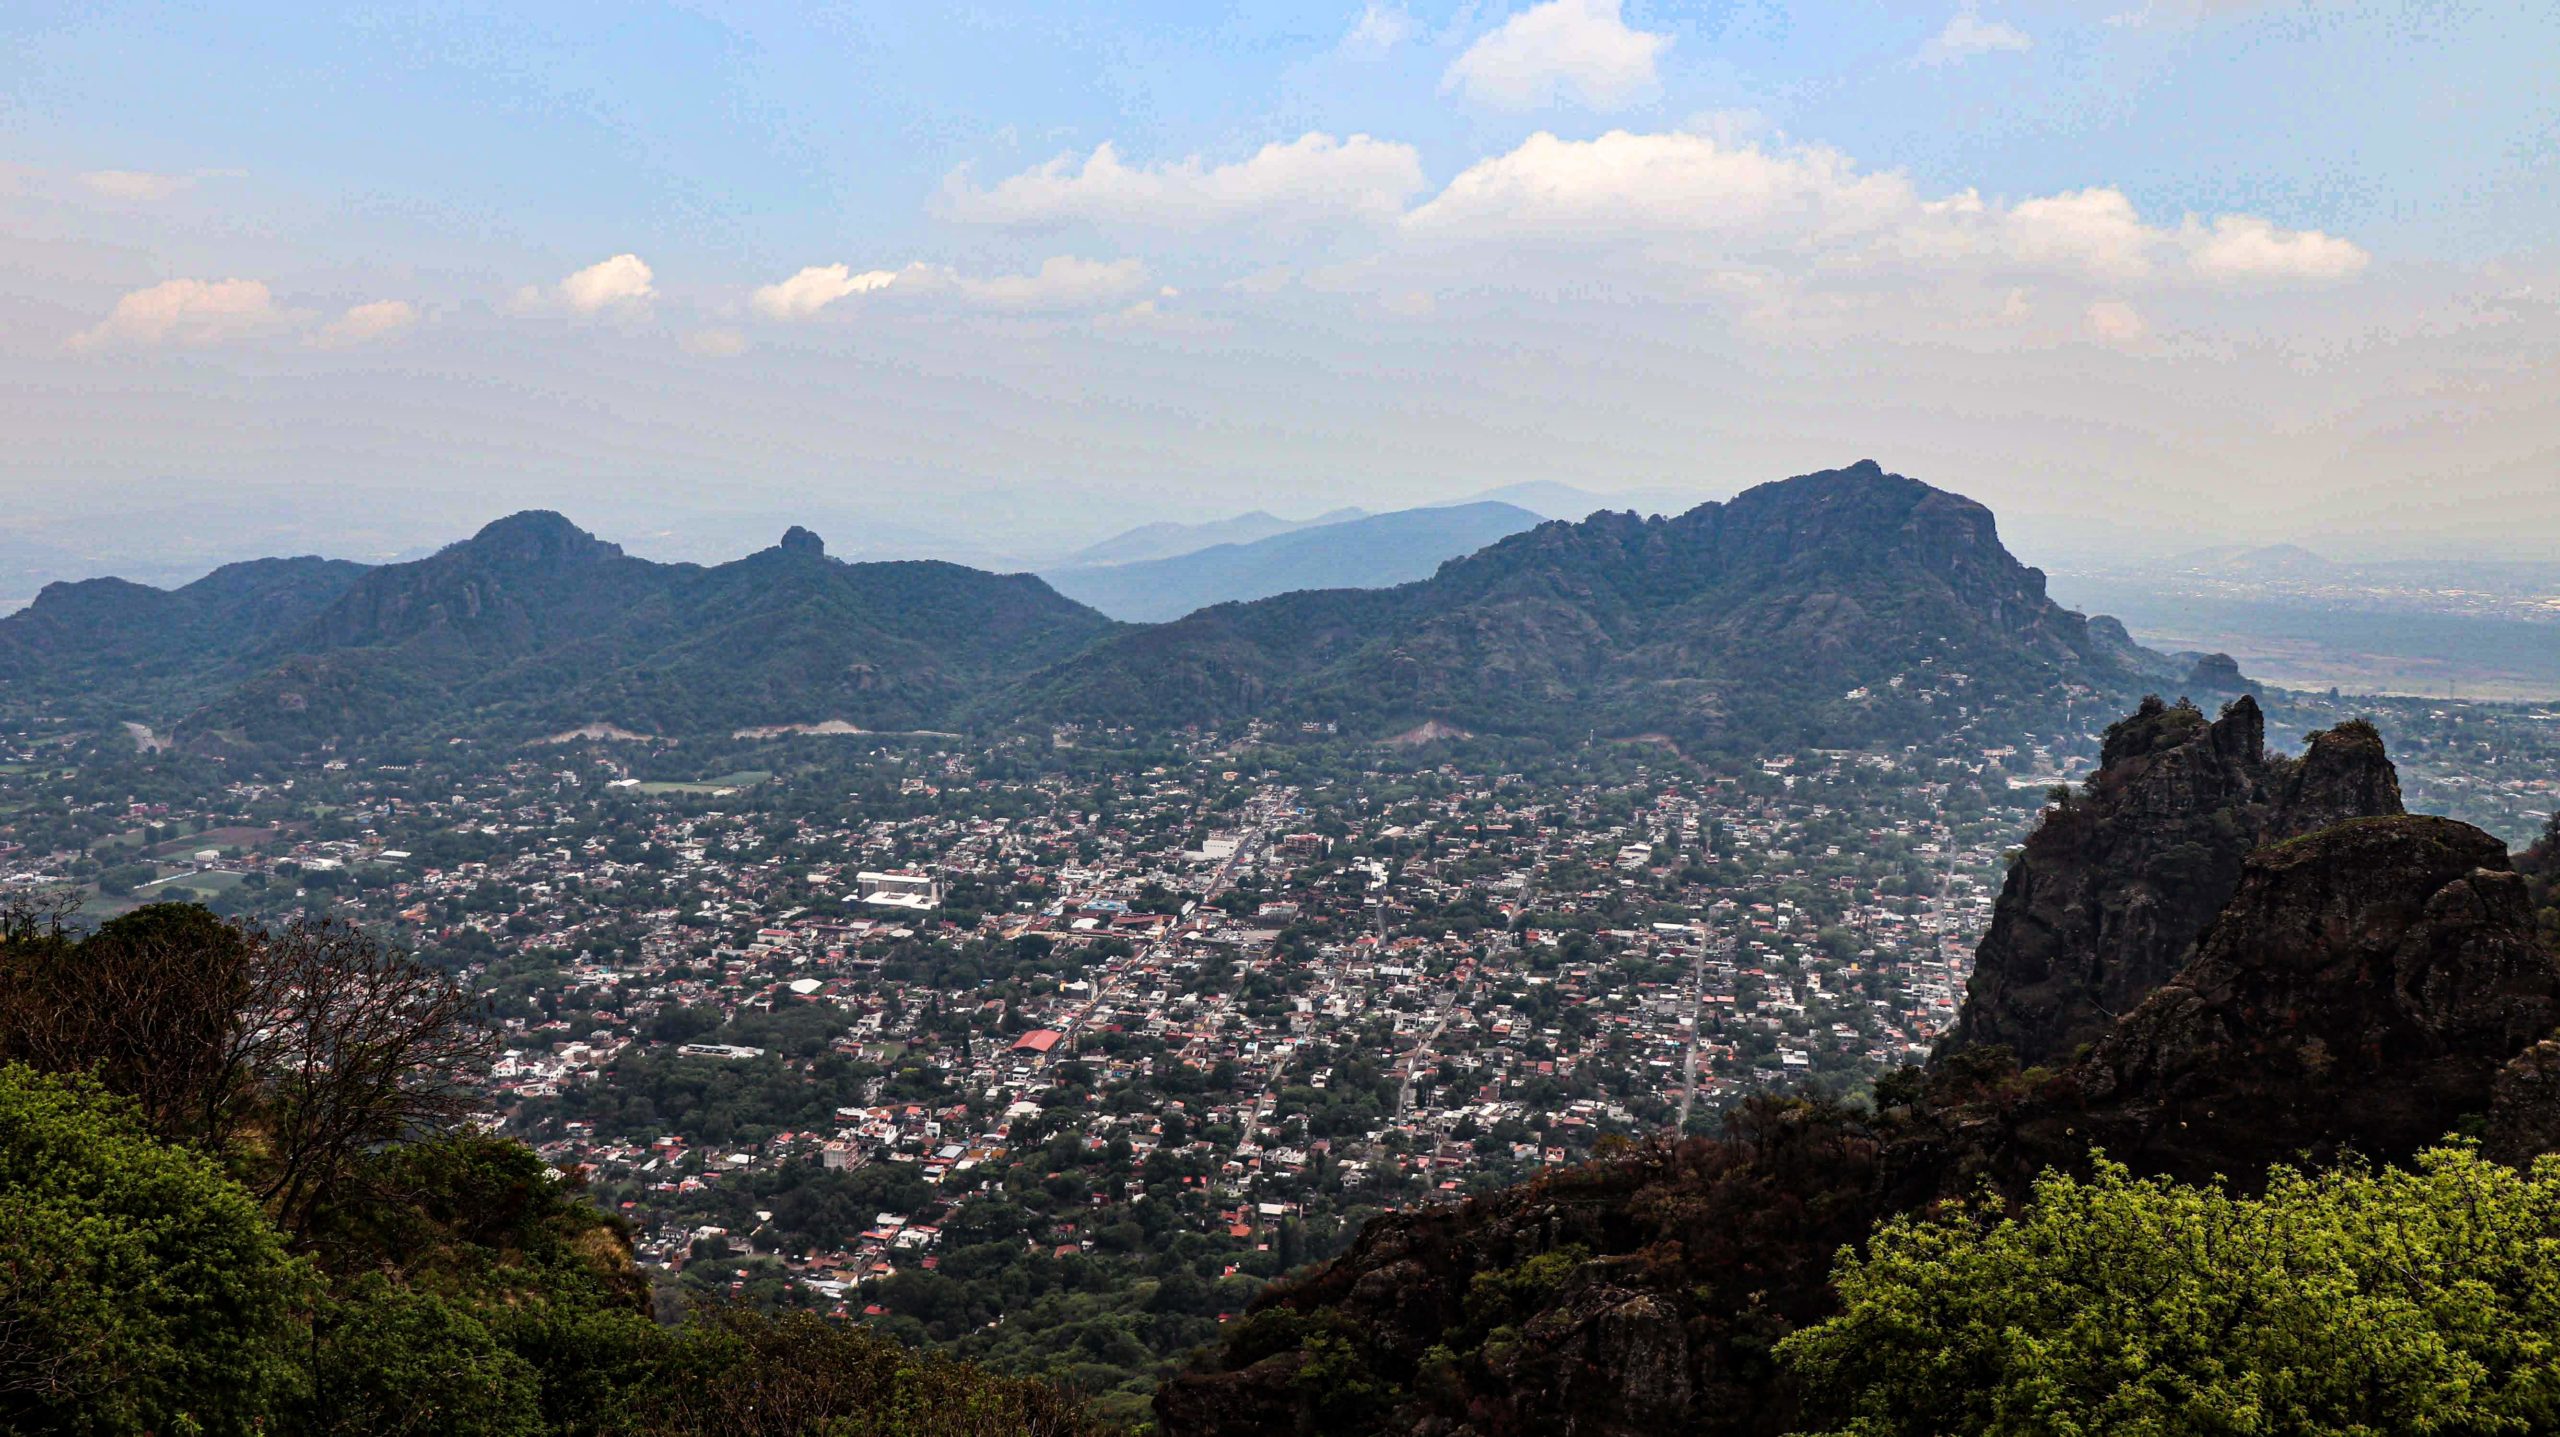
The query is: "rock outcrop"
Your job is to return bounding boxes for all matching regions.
[1156,703,2556,1437]
[2036,815,2556,1182]
[1943,695,2403,1068]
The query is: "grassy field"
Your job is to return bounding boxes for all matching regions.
[141,868,247,898]
[635,769,773,796]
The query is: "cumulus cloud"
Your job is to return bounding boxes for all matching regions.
[935,133,1425,230]
[69,278,290,351]
[1916,9,2033,64]
[2086,298,2149,343]
[557,253,655,312]
[1403,130,1918,245]
[311,299,418,349]
[1340,3,1414,56]
[752,263,900,320]
[2183,214,2369,282]
[1399,128,2371,302]
[78,169,193,201]
[2000,188,2158,281]
[1442,0,1672,112]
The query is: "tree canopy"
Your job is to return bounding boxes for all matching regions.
[1781,1146,2560,1437]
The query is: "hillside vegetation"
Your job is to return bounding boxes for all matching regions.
[0,897,1102,1437]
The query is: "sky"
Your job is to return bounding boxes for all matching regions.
[2,0,2555,588]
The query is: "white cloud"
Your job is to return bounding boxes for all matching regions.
[1399,129,2370,303]
[557,253,655,313]
[1403,129,1918,245]
[311,299,418,349]
[2001,188,2157,281]
[935,133,1425,230]
[752,264,900,320]
[946,255,1150,311]
[1916,10,2033,64]
[2183,214,2369,282]
[78,169,193,201]
[682,328,749,357]
[69,278,289,351]
[1340,3,1414,56]
[2086,298,2149,343]
[1442,0,1672,112]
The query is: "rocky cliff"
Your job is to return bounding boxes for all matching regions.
[1155,703,2559,1437]
[1943,694,2403,1068]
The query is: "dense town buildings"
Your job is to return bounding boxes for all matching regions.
[3,690,2555,1413]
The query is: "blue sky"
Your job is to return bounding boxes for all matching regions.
[2,1,2555,577]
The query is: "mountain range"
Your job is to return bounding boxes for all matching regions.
[1024,461,2200,753]
[0,462,2212,752]
[1040,502,1544,623]
[1058,507,1371,569]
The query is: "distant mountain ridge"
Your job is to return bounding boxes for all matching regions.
[1021,461,2175,753]
[1064,507,1368,568]
[1041,501,1544,622]
[0,462,2198,751]
[0,556,372,709]
[179,516,1118,745]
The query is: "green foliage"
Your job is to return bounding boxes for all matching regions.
[627,1306,1105,1437]
[0,897,1105,1437]
[304,1278,547,1437]
[0,1063,307,1436]
[1780,1147,2560,1437]
[1462,1244,1590,1337]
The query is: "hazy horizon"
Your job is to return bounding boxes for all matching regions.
[6,0,2556,595]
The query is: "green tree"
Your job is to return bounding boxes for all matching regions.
[0,1063,307,1435]
[1780,1147,2560,1437]
[304,1278,545,1437]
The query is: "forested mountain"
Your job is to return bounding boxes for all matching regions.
[0,463,2202,754]
[1041,501,1543,622]
[1024,462,2169,753]
[178,516,1122,745]
[0,555,370,716]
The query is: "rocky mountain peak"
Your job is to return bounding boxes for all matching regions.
[1945,694,2411,1070]
[778,525,826,558]
[460,510,619,567]
[2054,814,2556,1181]
[2275,716,2402,834]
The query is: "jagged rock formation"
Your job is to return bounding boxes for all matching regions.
[2032,815,2555,1182]
[1943,695,2403,1068]
[1155,704,2558,1437]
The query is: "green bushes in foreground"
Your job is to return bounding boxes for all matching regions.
[1782,1146,2560,1437]
[0,1061,1106,1436]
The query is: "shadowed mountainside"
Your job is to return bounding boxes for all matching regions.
[0,556,371,715]
[181,517,1122,744]
[0,463,2202,755]
[1023,461,2177,753]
